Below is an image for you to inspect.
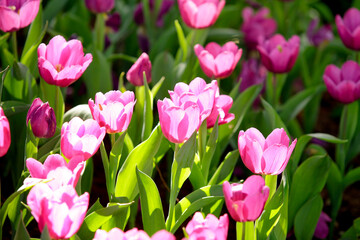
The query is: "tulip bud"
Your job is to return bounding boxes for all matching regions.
[0,107,11,157]
[84,0,114,13]
[26,98,56,138]
[126,53,152,86]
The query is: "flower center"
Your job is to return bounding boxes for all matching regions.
[55,64,63,72]
[277,45,283,52]
[98,104,103,111]
[9,5,16,11]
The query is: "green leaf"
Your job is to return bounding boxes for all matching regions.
[14,212,30,240]
[341,217,360,240]
[0,66,10,101]
[22,6,43,59]
[326,161,343,219]
[142,74,153,141]
[40,81,64,128]
[189,154,206,190]
[25,123,39,160]
[174,20,188,62]
[1,101,29,117]
[108,133,126,196]
[344,167,360,187]
[294,195,323,240]
[41,225,51,240]
[115,124,163,201]
[63,104,92,122]
[136,168,165,236]
[151,76,165,98]
[152,52,175,100]
[261,98,288,132]
[94,13,105,51]
[306,133,347,144]
[289,135,312,177]
[237,221,255,240]
[0,33,10,48]
[43,0,69,22]
[202,120,218,181]
[208,150,238,185]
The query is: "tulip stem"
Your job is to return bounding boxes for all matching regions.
[111,133,115,147]
[272,73,277,107]
[264,174,277,203]
[95,13,105,52]
[12,31,18,61]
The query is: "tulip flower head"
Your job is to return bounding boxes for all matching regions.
[257,34,300,74]
[223,176,269,222]
[314,212,331,239]
[335,8,360,51]
[26,98,56,138]
[38,35,93,87]
[89,90,136,134]
[0,107,11,157]
[85,0,115,13]
[27,183,89,239]
[239,58,267,92]
[126,53,152,86]
[206,94,234,128]
[93,228,175,240]
[61,117,106,161]
[194,42,242,79]
[307,18,333,47]
[238,128,297,175]
[177,0,225,29]
[0,0,40,32]
[323,60,360,104]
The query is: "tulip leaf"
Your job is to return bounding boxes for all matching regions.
[136,168,166,236]
[115,124,163,201]
[208,150,238,186]
[151,76,165,98]
[14,212,30,240]
[40,80,64,128]
[0,66,10,101]
[306,133,347,144]
[25,123,39,160]
[0,101,29,117]
[142,74,153,141]
[326,161,343,220]
[261,98,288,132]
[340,217,360,240]
[288,135,312,178]
[202,120,218,181]
[0,33,10,48]
[40,225,51,240]
[43,0,69,22]
[63,104,92,122]
[22,6,43,60]
[152,52,176,100]
[174,20,188,62]
[344,167,360,188]
[189,153,206,189]
[108,133,126,197]
[237,221,255,240]
[294,195,323,240]
[37,133,61,161]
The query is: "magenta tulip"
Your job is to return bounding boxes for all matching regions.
[223,176,269,222]
[157,98,200,143]
[238,128,297,175]
[24,154,84,190]
[307,18,333,47]
[335,8,360,51]
[126,53,152,86]
[89,90,135,134]
[241,7,277,49]
[61,117,106,161]
[169,77,218,122]
[27,183,89,239]
[257,34,300,74]
[38,35,93,87]
[94,228,175,240]
[194,42,242,79]
[85,0,114,13]
[0,0,40,32]
[26,98,56,138]
[0,107,10,157]
[239,58,267,92]
[185,212,229,240]
[206,94,234,128]
[314,212,331,239]
[177,0,225,29]
[323,60,360,104]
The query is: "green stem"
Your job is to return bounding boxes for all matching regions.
[242,222,246,240]
[166,144,179,230]
[12,31,18,61]
[272,73,277,107]
[111,134,115,147]
[95,13,105,52]
[264,174,277,203]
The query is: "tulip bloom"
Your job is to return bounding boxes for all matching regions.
[257,34,300,74]
[177,0,225,29]
[157,98,200,143]
[89,90,136,134]
[126,53,152,86]
[314,212,331,239]
[307,18,333,47]
[335,8,360,51]
[323,60,360,104]
[26,98,56,138]
[85,0,114,13]
[238,128,297,175]
[241,7,277,49]
[185,212,229,240]
[93,228,175,240]
[38,35,93,87]
[27,183,89,239]
[223,176,269,222]
[0,0,40,32]
[239,58,267,92]
[61,117,106,161]
[24,154,84,190]
[0,107,10,157]
[194,42,242,79]
[206,95,234,128]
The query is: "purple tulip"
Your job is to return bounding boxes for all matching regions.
[85,0,114,13]
[307,18,333,47]
[335,8,360,51]
[126,53,152,86]
[314,212,331,239]
[0,107,10,157]
[106,12,121,32]
[239,58,267,92]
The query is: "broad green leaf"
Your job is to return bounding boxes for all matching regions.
[81,158,93,194]
[207,28,242,43]
[208,150,238,185]
[326,161,343,219]
[202,121,218,182]
[115,124,163,201]
[174,20,188,62]
[43,0,69,22]
[25,123,39,160]
[101,202,131,231]
[40,81,64,128]
[0,33,10,48]
[37,133,61,161]
[152,52,175,100]
[0,66,10,101]
[289,135,312,176]
[41,225,51,240]
[151,76,165,98]
[136,168,165,236]
[341,217,360,240]
[63,104,92,122]
[306,133,347,144]
[109,133,126,196]
[294,195,323,240]
[22,6,43,59]
[142,75,153,141]
[100,143,111,198]
[237,221,255,240]
[14,212,30,240]
[344,167,360,187]
[261,98,288,132]
[1,101,29,117]
[189,154,206,190]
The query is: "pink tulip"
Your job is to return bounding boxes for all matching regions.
[206,95,234,128]
[93,228,175,240]
[238,128,297,175]
[126,53,152,86]
[177,0,225,29]
[335,8,360,51]
[85,0,114,13]
[257,34,300,74]
[24,154,84,190]
[27,183,89,239]
[169,77,218,122]
[26,98,56,138]
[241,7,277,49]
[185,212,229,240]
[157,98,200,143]
[0,0,40,32]
[223,176,269,222]
[38,35,93,87]
[89,90,135,134]
[307,18,333,47]
[0,107,10,157]
[61,117,106,161]
[194,42,242,79]
[314,212,331,239]
[323,60,360,104]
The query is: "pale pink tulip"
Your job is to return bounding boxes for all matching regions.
[0,0,40,32]
[27,183,89,239]
[126,53,152,86]
[223,176,269,222]
[89,90,135,133]
[185,212,229,240]
[61,117,106,161]
[0,107,10,157]
[238,128,297,175]
[335,8,360,51]
[38,35,93,87]
[178,0,225,29]
[85,0,114,13]
[194,42,242,79]
[24,154,84,190]
[94,228,175,240]
[206,95,234,128]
